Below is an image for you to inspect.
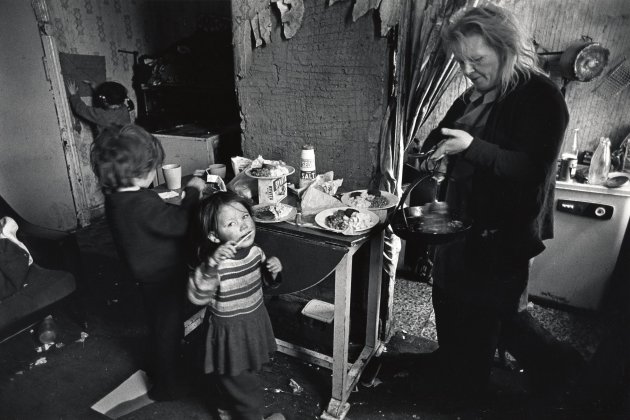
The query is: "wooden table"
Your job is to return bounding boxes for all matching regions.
[156,182,385,419]
[255,221,385,420]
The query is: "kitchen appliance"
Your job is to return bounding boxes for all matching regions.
[529,174,630,310]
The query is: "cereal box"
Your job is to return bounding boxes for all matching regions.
[258,176,287,205]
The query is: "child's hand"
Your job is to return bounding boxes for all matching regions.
[67,80,78,95]
[211,241,237,265]
[266,256,283,278]
[186,176,206,192]
[82,80,96,90]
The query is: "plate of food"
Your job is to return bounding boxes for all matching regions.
[314,207,379,235]
[245,164,295,179]
[340,189,398,210]
[252,203,296,223]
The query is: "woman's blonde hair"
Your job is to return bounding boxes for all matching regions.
[442,4,544,98]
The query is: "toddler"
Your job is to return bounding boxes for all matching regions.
[187,191,284,420]
[68,80,132,134]
[90,124,206,400]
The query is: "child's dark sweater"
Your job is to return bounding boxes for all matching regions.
[69,94,131,133]
[105,187,199,283]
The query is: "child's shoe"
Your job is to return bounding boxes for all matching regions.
[263,414,285,420]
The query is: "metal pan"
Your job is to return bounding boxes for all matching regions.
[390,206,471,245]
[386,172,471,245]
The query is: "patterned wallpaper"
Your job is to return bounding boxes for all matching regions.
[46,0,164,97]
[46,0,231,89]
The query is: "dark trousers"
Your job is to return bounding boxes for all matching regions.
[432,285,502,393]
[214,370,263,420]
[140,280,185,399]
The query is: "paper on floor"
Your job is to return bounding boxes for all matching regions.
[91,370,153,419]
[158,191,179,200]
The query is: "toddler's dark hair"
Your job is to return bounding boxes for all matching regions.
[191,191,253,265]
[90,124,164,192]
[94,81,128,107]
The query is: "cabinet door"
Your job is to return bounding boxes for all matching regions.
[155,135,218,184]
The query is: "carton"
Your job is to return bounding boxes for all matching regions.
[258,176,287,204]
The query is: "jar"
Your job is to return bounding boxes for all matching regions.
[299,145,316,188]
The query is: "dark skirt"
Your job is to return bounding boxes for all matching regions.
[204,303,277,376]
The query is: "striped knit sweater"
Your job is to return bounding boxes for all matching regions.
[187,245,267,318]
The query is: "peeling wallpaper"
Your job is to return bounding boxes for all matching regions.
[233,0,389,190]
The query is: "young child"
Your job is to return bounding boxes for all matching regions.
[187,191,284,420]
[90,124,206,401]
[68,80,132,134]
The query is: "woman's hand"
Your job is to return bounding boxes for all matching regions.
[432,128,474,159]
[211,241,237,266]
[266,256,283,278]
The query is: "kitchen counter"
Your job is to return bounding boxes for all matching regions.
[530,171,630,310]
[556,172,630,197]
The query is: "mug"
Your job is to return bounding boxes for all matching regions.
[207,163,227,179]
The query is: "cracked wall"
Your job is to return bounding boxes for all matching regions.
[233,0,389,190]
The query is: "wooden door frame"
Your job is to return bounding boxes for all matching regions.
[32,0,91,227]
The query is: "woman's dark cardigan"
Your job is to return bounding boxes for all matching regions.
[423,73,569,259]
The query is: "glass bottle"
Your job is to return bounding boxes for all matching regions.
[565,128,580,178]
[588,137,611,185]
[563,128,580,160]
[37,315,58,344]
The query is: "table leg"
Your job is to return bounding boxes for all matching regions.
[366,229,384,347]
[324,253,352,419]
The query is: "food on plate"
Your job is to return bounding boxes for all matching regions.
[249,156,291,177]
[325,208,373,232]
[254,203,293,221]
[347,190,390,209]
[249,164,290,178]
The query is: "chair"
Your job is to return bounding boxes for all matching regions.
[0,194,83,342]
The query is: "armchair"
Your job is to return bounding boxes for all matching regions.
[0,194,82,342]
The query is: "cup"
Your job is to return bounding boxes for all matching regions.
[558,158,571,181]
[207,163,227,179]
[162,163,182,189]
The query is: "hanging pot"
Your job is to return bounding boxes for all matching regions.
[559,41,609,82]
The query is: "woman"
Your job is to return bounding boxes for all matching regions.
[420,5,569,394]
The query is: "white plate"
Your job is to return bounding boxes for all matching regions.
[340,189,399,210]
[314,207,379,235]
[245,165,295,179]
[252,204,296,223]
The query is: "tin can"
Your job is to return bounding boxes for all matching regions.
[299,145,316,188]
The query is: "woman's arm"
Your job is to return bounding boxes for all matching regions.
[464,85,568,184]
[439,79,569,185]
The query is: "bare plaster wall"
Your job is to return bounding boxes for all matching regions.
[234,0,389,190]
[0,1,76,230]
